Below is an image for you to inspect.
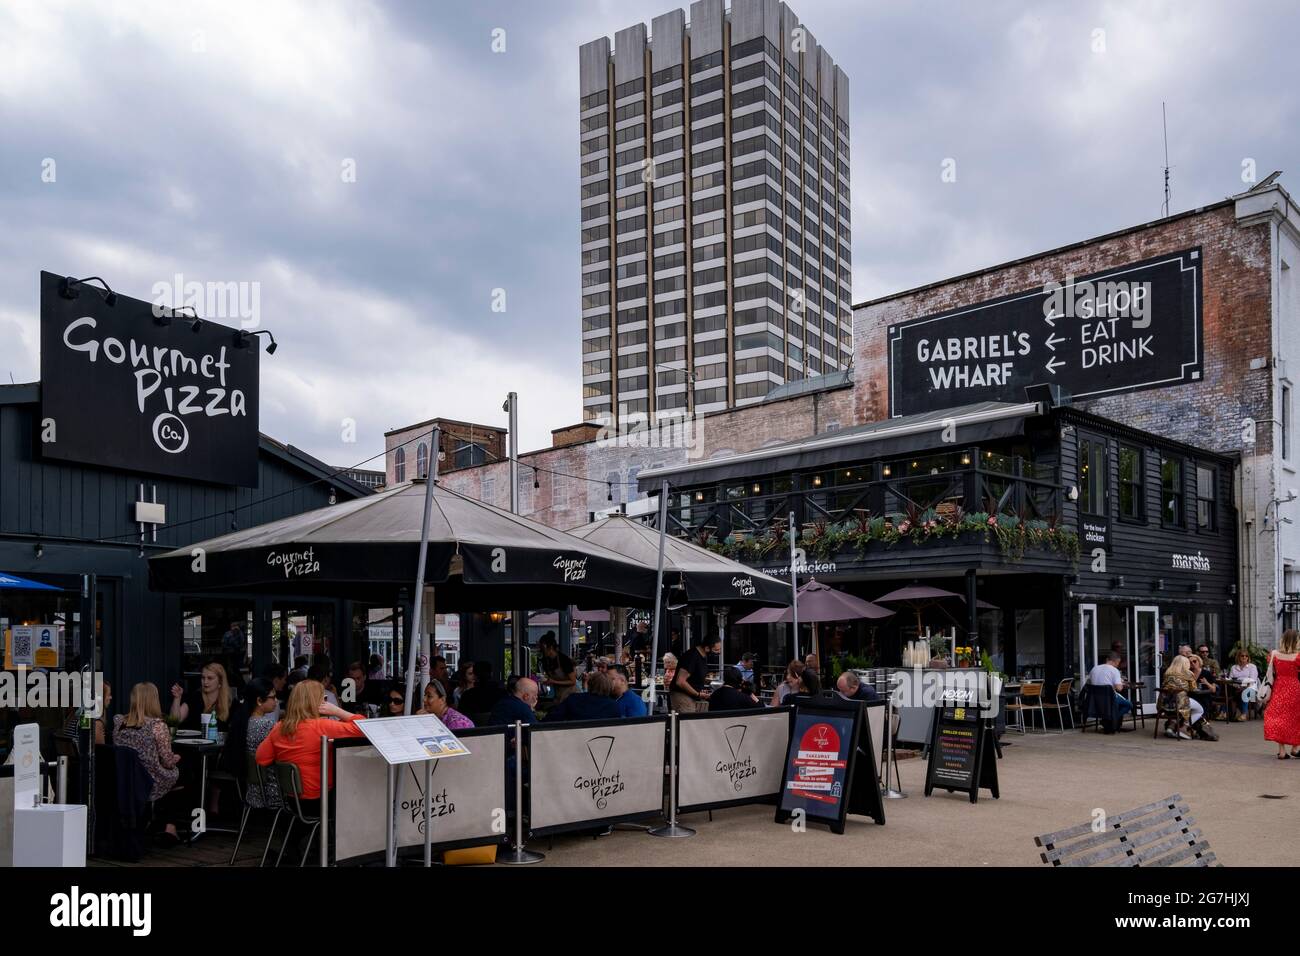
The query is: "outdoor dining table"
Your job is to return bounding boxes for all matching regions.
[171,735,237,843]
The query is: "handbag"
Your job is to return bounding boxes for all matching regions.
[1257,654,1275,707]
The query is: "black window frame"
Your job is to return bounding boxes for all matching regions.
[1195,463,1217,532]
[1117,444,1145,522]
[1160,455,1186,529]
[1078,433,1109,518]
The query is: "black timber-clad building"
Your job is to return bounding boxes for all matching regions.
[0,382,373,704]
[638,400,1237,711]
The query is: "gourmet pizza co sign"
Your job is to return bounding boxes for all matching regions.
[39,271,260,486]
[887,249,1203,416]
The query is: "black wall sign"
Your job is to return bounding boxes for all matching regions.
[775,696,883,833]
[39,271,260,487]
[923,704,999,804]
[1080,515,1110,552]
[888,248,1203,416]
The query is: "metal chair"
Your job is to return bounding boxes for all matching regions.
[272,762,321,867]
[1003,683,1026,733]
[1038,678,1075,732]
[229,753,284,866]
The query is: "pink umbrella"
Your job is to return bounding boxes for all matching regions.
[874,584,996,634]
[527,607,610,626]
[736,579,894,624]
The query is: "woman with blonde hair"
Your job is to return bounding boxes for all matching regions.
[1160,655,1207,740]
[113,682,185,842]
[169,660,232,732]
[1263,629,1300,759]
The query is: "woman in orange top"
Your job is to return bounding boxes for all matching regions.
[256,680,366,803]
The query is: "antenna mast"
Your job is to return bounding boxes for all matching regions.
[1161,102,1171,217]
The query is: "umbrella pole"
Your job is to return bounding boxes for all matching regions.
[647,480,669,709]
[789,511,799,662]
[404,427,440,715]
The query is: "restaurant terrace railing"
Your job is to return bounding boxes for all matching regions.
[662,447,1077,563]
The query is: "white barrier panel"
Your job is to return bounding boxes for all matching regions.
[865,702,885,779]
[334,732,506,862]
[528,717,666,834]
[676,710,790,812]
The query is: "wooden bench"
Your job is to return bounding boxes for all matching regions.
[1033,794,1218,867]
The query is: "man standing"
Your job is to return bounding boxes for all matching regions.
[222,621,246,687]
[1087,650,1133,733]
[670,635,718,713]
[609,665,647,717]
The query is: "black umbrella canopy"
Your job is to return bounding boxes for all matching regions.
[565,514,791,608]
[148,480,659,611]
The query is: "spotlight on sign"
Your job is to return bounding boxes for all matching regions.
[233,329,278,354]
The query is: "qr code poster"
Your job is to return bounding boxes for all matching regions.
[7,624,61,668]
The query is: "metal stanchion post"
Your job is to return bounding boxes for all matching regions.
[649,712,695,838]
[386,764,397,868]
[882,688,907,800]
[320,736,331,867]
[424,759,433,867]
[56,756,68,805]
[500,720,544,864]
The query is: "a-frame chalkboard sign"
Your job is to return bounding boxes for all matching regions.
[774,695,884,833]
[923,703,999,804]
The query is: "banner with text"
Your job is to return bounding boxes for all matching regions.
[887,249,1203,416]
[676,710,790,812]
[333,733,506,863]
[527,717,667,834]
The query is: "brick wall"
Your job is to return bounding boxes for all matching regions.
[854,203,1275,458]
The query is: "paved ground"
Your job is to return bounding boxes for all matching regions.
[94,716,1299,867]
[534,718,1298,867]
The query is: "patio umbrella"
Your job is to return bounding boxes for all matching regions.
[565,514,791,608]
[0,573,59,590]
[873,584,996,635]
[149,479,659,611]
[735,579,894,624]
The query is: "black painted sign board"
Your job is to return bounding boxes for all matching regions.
[888,248,1203,416]
[39,271,260,486]
[775,696,883,833]
[924,704,999,804]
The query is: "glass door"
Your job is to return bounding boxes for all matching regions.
[1077,603,1098,684]
[1132,606,1160,714]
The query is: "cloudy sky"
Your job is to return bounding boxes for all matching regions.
[1,0,1295,469]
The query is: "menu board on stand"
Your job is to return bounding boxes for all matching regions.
[923,701,999,804]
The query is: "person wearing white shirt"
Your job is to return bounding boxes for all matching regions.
[1227,649,1259,721]
[1087,651,1133,731]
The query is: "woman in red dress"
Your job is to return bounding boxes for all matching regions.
[1263,629,1300,759]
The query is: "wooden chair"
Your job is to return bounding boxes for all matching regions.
[1038,678,1075,732]
[1034,794,1218,867]
[1008,681,1046,732]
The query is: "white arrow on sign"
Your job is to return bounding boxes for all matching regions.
[1045,357,1065,375]
[1045,333,1066,351]
[1044,312,1060,328]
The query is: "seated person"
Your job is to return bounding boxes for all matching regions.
[488,676,540,726]
[1160,654,1214,740]
[708,666,760,712]
[457,660,505,717]
[1187,654,1217,721]
[169,660,233,733]
[288,655,310,685]
[835,670,879,703]
[1087,651,1133,733]
[1194,646,1224,718]
[609,665,647,717]
[1227,649,1259,721]
[736,653,756,683]
[545,671,621,721]
[114,682,185,842]
[342,659,388,713]
[417,678,475,730]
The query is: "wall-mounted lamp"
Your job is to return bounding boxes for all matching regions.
[34,541,43,559]
[812,475,822,487]
[694,490,705,502]
[328,487,337,506]
[60,275,117,306]
[752,483,761,494]
[1229,583,1238,596]
[234,329,278,354]
[960,453,971,466]
[1155,578,1165,591]
[534,469,540,490]
[882,464,891,477]
[1068,485,1080,502]
[1111,575,1125,588]
[1190,581,1201,592]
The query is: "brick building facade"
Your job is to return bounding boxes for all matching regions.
[855,182,1300,649]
